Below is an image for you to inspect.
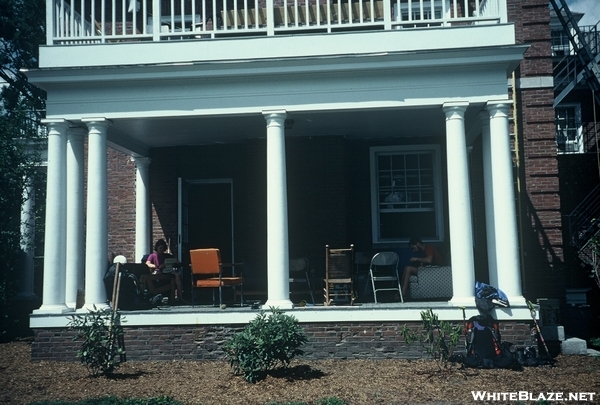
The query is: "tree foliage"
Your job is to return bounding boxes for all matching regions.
[0,0,46,340]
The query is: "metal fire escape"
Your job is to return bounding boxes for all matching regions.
[550,0,600,288]
[550,0,600,107]
[565,184,600,289]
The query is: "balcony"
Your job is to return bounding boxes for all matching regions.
[49,0,506,45]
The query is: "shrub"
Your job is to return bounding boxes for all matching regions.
[400,308,461,371]
[223,307,308,383]
[68,306,126,377]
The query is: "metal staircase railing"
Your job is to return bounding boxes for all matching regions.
[566,183,600,250]
[566,183,600,288]
[550,0,600,108]
[578,231,600,289]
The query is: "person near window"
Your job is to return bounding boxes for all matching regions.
[146,238,185,303]
[401,236,443,298]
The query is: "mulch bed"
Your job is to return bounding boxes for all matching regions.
[1,341,599,404]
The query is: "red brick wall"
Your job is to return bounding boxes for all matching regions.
[508,0,564,298]
[31,320,535,362]
[107,147,137,263]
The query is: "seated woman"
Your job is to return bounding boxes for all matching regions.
[146,239,185,304]
[401,236,443,299]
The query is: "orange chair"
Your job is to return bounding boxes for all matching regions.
[189,248,244,306]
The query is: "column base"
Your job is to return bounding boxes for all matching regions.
[33,304,71,314]
[450,296,476,306]
[506,295,528,307]
[263,299,294,310]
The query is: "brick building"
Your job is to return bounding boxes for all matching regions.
[24,0,596,360]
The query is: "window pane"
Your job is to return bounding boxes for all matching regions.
[405,154,418,168]
[419,153,432,167]
[380,211,437,239]
[378,155,391,171]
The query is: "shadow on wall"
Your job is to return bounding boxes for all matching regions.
[520,194,564,299]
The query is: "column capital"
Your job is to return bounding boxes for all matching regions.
[442,102,469,119]
[131,156,152,167]
[82,118,112,129]
[41,119,69,131]
[263,110,287,121]
[486,100,511,118]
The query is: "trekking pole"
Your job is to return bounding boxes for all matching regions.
[526,300,554,365]
[109,264,123,364]
[111,262,120,309]
[459,306,468,351]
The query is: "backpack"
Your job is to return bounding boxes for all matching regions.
[475,281,510,314]
[463,314,515,369]
[104,264,152,310]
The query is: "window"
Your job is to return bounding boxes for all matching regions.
[370,145,443,244]
[555,104,583,154]
[395,0,443,22]
[551,28,571,57]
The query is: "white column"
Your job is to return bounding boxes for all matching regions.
[35,119,69,314]
[486,101,523,301]
[443,102,476,305]
[479,111,498,283]
[81,119,111,310]
[65,127,86,309]
[132,157,151,263]
[17,177,36,300]
[263,111,293,309]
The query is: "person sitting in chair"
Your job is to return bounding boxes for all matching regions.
[146,239,185,304]
[401,236,443,298]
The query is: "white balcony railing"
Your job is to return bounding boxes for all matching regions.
[47,0,505,45]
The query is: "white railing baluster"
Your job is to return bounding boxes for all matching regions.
[212,0,217,33]
[170,0,175,33]
[49,0,504,44]
[181,0,185,32]
[222,0,227,30]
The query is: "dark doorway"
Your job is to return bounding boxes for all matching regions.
[180,179,234,264]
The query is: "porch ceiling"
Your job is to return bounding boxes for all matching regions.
[108,104,484,155]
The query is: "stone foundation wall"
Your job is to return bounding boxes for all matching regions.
[31,321,535,362]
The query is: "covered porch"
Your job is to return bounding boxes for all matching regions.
[25,0,535,351]
[29,89,528,314]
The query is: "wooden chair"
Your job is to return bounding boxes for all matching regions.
[189,248,244,306]
[323,244,354,306]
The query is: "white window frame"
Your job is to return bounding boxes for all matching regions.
[555,103,583,154]
[394,0,445,22]
[370,145,444,245]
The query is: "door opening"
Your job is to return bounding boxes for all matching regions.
[178,179,234,266]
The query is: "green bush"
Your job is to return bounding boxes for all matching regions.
[400,308,461,371]
[223,307,308,383]
[68,306,126,377]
